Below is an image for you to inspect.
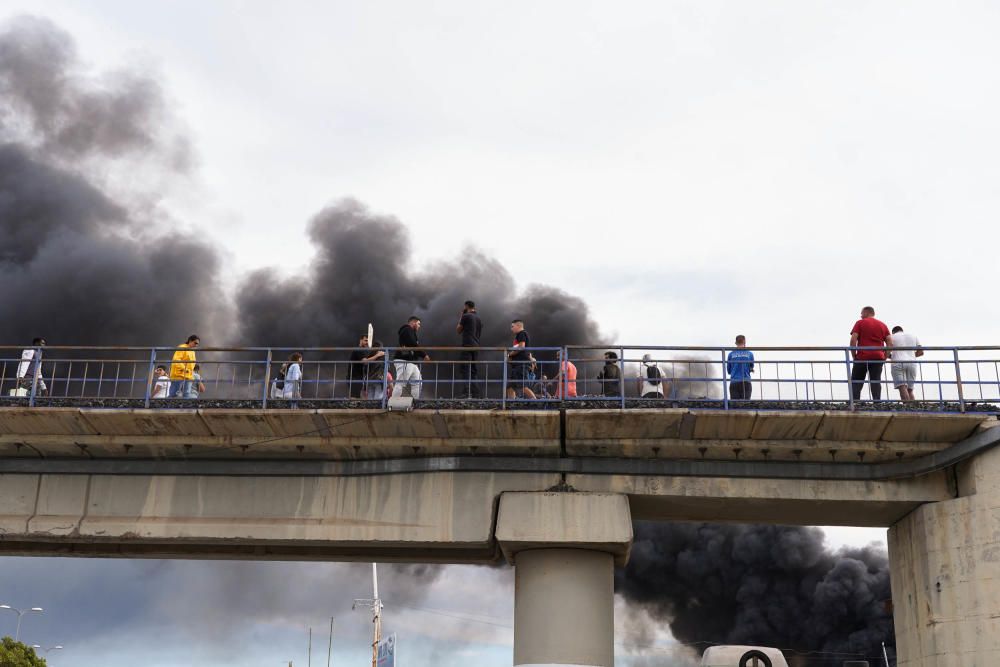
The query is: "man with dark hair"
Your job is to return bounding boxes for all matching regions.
[16,337,47,396]
[507,319,536,399]
[597,351,622,397]
[392,316,430,399]
[348,334,371,399]
[849,307,891,402]
[169,334,200,398]
[888,325,923,401]
[456,300,483,398]
[727,335,755,400]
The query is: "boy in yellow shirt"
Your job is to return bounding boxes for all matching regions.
[169,335,201,398]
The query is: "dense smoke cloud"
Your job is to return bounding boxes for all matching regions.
[236,199,605,349]
[0,16,223,346]
[616,523,894,666]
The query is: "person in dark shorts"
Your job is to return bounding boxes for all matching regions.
[507,319,536,399]
[456,300,483,398]
[849,306,892,401]
[348,334,371,398]
[597,351,622,397]
[727,335,755,400]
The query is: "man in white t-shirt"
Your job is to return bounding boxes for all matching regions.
[637,353,670,399]
[888,325,923,401]
[150,365,171,399]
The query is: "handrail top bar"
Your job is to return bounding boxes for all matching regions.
[0,344,997,352]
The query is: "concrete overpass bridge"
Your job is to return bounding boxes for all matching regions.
[3,340,1000,665]
[2,403,999,667]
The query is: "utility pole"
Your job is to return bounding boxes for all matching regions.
[352,563,383,667]
[326,617,334,667]
[308,626,312,667]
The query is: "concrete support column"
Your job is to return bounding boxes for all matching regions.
[495,492,633,667]
[889,442,1000,666]
[513,548,614,667]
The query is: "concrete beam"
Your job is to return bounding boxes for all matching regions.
[0,471,559,561]
[495,492,633,566]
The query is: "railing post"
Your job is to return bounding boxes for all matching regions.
[28,347,43,408]
[261,348,273,409]
[954,348,966,413]
[721,349,729,410]
[619,346,626,410]
[501,351,509,410]
[562,347,569,402]
[844,348,854,410]
[143,348,156,409]
[382,350,391,410]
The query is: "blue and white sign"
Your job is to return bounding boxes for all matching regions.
[376,633,396,667]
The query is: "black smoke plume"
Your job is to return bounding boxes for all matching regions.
[616,523,894,666]
[0,15,224,347]
[236,199,605,350]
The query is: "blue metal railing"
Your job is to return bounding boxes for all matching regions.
[1,344,998,412]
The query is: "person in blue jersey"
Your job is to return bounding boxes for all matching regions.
[727,335,755,400]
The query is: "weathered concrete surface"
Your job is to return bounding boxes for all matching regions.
[570,472,952,527]
[564,409,992,462]
[513,549,615,667]
[889,444,1000,667]
[495,492,633,565]
[0,471,559,561]
[0,408,560,459]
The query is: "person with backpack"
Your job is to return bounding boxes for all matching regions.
[727,335,755,400]
[15,337,47,397]
[637,353,668,399]
[272,352,303,401]
[596,351,622,397]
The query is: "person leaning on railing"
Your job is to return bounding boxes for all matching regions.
[15,337,47,397]
[597,351,621,397]
[392,316,429,399]
[169,334,200,398]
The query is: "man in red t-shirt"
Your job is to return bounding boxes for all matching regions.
[849,306,892,401]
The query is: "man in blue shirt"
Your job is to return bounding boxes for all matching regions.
[727,335,755,400]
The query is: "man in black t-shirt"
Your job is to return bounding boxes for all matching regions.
[348,334,371,398]
[456,300,483,398]
[507,319,537,400]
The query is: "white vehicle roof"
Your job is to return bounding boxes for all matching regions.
[700,645,789,667]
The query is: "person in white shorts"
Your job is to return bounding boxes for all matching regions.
[888,325,923,401]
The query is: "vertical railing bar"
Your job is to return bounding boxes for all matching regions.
[143,348,156,408]
[501,353,508,410]
[261,349,272,409]
[721,350,729,410]
[28,347,43,408]
[97,359,105,398]
[844,349,854,410]
[954,349,966,413]
[81,361,89,399]
[619,346,626,410]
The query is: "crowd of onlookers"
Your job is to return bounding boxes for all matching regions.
[9,304,924,404]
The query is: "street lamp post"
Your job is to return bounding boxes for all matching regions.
[0,605,44,642]
[31,645,63,655]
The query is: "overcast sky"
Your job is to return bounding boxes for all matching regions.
[1,1,998,665]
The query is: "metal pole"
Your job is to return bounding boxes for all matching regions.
[308,626,312,667]
[143,348,156,408]
[28,347,43,408]
[618,346,626,410]
[721,349,729,410]
[953,348,966,413]
[501,352,508,410]
[845,348,855,410]
[382,352,390,410]
[882,641,891,667]
[262,348,273,409]
[15,612,23,642]
[326,617,333,667]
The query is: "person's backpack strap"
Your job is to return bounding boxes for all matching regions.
[646,363,661,385]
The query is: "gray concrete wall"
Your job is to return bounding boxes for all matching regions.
[889,445,1000,666]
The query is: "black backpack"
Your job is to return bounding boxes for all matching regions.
[646,364,662,386]
[274,364,287,390]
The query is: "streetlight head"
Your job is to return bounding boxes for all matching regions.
[53,646,63,650]
[0,605,11,609]
[31,645,40,649]
[30,607,43,612]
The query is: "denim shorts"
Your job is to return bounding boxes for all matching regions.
[891,363,917,389]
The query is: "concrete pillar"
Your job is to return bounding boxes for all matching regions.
[889,442,1000,666]
[513,548,615,667]
[495,492,633,667]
